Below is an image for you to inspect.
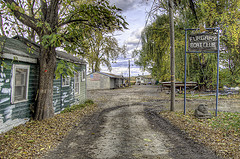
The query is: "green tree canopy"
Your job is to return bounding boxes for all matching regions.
[135,0,240,89]
[82,30,126,72]
[1,0,128,120]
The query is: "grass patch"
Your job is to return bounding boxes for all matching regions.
[61,99,94,113]
[160,111,240,158]
[209,111,240,136]
[85,99,94,105]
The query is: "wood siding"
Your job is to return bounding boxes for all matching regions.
[0,60,38,123]
[87,73,111,90]
[0,59,86,133]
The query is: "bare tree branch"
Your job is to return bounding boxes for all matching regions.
[58,19,88,27]
[188,0,198,20]
[40,0,47,21]
[3,0,40,33]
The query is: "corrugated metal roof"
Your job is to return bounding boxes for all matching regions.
[56,50,86,64]
[0,36,86,64]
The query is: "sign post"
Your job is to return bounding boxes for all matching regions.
[184,28,220,116]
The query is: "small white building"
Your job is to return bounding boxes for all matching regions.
[87,72,125,90]
[135,75,155,85]
[136,76,145,84]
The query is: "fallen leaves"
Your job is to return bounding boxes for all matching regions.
[159,111,240,158]
[0,103,98,159]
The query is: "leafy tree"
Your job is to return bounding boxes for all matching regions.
[134,0,200,83]
[136,0,240,89]
[134,14,171,82]
[1,0,127,120]
[186,0,240,88]
[59,21,127,73]
[199,0,240,86]
[81,30,126,72]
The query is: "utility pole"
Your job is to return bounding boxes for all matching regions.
[169,0,175,111]
[129,60,131,87]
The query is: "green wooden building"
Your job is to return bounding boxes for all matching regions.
[0,36,87,133]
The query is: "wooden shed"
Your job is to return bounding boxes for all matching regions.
[87,72,125,90]
[0,36,86,133]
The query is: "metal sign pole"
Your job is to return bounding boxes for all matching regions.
[184,28,220,116]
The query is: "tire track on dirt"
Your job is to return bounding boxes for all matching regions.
[144,108,222,159]
[90,104,172,159]
[43,86,221,159]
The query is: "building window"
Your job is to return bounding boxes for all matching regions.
[11,65,30,103]
[74,72,80,94]
[81,70,86,81]
[62,76,70,87]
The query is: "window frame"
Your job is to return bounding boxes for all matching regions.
[11,64,30,104]
[74,72,80,94]
[62,76,71,87]
[81,69,86,82]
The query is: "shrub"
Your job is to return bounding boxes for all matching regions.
[61,100,94,113]
[61,105,72,113]
[84,99,94,105]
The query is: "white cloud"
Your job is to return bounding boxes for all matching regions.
[90,0,154,77]
[109,0,147,11]
[125,27,144,48]
[126,36,139,46]
[101,66,149,77]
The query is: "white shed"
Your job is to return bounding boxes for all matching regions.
[87,72,125,90]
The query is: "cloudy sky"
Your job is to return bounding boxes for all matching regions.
[90,0,154,77]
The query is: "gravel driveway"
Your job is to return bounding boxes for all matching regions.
[43,85,220,159]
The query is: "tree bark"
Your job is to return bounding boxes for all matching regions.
[34,0,59,120]
[34,45,56,120]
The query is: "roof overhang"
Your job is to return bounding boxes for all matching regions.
[2,53,37,63]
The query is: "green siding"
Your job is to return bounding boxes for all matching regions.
[0,59,38,122]
[0,59,86,126]
[53,78,62,112]
[52,62,86,113]
[0,36,86,133]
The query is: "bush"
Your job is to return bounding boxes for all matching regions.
[61,100,94,114]
[84,99,94,105]
[61,105,72,113]
[130,82,136,85]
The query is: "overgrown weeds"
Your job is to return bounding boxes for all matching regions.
[160,111,240,158]
[61,99,94,113]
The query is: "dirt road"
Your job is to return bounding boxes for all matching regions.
[43,85,220,159]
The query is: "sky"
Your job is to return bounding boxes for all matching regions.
[88,0,155,77]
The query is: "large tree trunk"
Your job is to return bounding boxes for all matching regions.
[34,46,56,120]
[33,0,59,120]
